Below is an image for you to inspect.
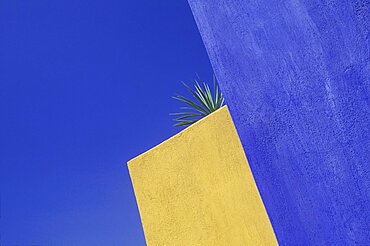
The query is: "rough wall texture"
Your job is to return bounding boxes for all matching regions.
[128,107,277,245]
[188,0,370,244]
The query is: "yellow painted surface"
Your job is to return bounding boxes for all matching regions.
[128,106,277,245]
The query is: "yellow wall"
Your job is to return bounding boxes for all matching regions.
[128,106,277,245]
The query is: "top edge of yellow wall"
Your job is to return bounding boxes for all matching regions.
[127,105,229,165]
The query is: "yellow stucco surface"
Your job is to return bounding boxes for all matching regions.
[128,106,277,245]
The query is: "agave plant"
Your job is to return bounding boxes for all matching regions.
[171,76,225,127]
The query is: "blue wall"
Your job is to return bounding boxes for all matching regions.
[188,0,370,244]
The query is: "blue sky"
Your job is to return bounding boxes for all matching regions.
[0,1,212,245]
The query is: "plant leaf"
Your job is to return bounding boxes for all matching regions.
[182,82,212,113]
[174,119,197,126]
[172,95,208,115]
[172,75,225,127]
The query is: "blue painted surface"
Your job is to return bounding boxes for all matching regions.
[188,0,370,244]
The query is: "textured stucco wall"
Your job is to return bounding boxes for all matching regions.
[188,0,370,244]
[128,107,277,245]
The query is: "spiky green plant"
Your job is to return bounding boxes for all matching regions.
[171,76,225,127]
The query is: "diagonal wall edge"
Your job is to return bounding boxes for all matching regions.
[187,0,370,244]
[128,106,277,245]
